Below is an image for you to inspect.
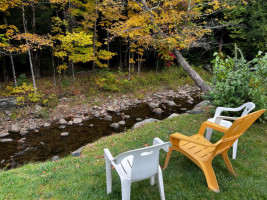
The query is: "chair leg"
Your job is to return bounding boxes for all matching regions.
[205,128,213,141]
[222,151,236,176]
[157,166,165,200]
[201,162,220,192]
[121,179,131,200]
[105,159,112,194]
[163,147,173,169]
[150,175,155,186]
[232,139,238,159]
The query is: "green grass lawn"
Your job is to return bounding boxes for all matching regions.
[0,112,266,199]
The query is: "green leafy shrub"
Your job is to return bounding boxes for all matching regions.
[17,74,29,86]
[95,72,132,92]
[209,48,266,120]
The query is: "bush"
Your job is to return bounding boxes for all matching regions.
[208,48,266,120]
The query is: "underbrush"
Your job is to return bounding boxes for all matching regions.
[0,66,211,110]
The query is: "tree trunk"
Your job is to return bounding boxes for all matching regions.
[124,43,128,68]
[173,48,211,94]
[51,49,56,87]
[22,5,37,94]
[119,42,122,71]
[2,57,8,82]
[128,51,131,80]
[71,60,75,82]
[10,54,17,86]
[30,4,41,78]
[218,30,224,53]
[92,0,98,75]
[107,31,110,68]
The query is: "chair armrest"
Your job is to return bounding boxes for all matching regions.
[198,121,228,136]
[153,137,172,152]
[214,116,238,124]
[104,148,114,162]
[170,133,218,147]
[214,106,243,117]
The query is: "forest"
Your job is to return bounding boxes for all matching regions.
[0,0,266,116]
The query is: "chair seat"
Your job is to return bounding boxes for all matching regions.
[178,134,215,161]
[208,118,232,128]
[114,155,133,180]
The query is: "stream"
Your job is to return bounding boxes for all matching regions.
[0,94,202,170]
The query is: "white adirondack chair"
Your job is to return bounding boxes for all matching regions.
[205,102,255,159]
[104,137,171,200]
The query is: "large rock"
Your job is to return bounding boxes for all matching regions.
[166,100,176,107]
[118,121,126,126]
[0,98,17,110]
[61,132,69,137]
[73,118,82,124]
[110,123,119,129]
[9,124,20,133]
[134,118,159,129]
[59,119,67,125]
[71,146,86,157]
[94,111,100,118]
[187,100,211,114]
[149,102,159,109]
[35,105,43,112]
[0,138,13,143]
[68,121,73,125]
[43,122,51,128]
[29,123,37,131]
[0,133,9,138]
[51,156,60,162]
[153,108,164,115]
[167,113,180,119]
[104,115,112,121]
[19,130,29,136]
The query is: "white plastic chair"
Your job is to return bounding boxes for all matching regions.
[104,137,171,200]
[205,102,255,159]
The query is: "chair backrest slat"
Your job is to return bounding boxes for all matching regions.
[214,109,265,156]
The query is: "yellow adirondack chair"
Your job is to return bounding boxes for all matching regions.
[164,109,265,192]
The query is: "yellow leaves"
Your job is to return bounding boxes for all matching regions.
[129,58,135,64]
[57,64,68,73]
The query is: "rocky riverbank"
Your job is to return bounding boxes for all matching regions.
[0,84,203,139]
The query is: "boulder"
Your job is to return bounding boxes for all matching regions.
[68,121,73,125]
[124,115,131,119]
[166,100,176,107]
[59,125,66,129]
[43,122,51,128]
[110,123,119,129]
[0,132,9,138]
[73,118,82,124]
[118,121,126,126]
[59,119,67,125]
[9,124,20,133]
[104,115,112,121]
[0,138,13,142]
[153,108,164,115]
[19,130,29,136]
[71,146,86,157]
[149,102,159,109]
[136,118,142,122]
[167,113,180,119]
[89,124,94,127]
[94,111,100,118]
[51,156,60,162]
[134,118,159,129]
[35,105,42,112]
[29,123,37,131]
[61,132,69,137]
